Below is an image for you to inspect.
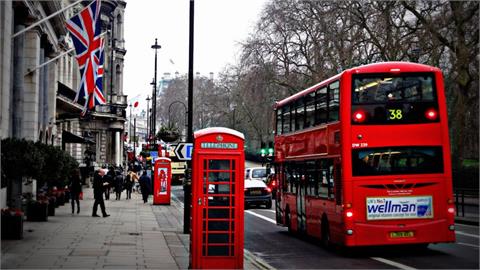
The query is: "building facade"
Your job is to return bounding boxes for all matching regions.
[0,0,127,208]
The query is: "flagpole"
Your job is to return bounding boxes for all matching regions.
[24,31,108,75]
[11,0,83,39]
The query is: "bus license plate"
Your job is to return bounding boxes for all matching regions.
[390,231,414,238]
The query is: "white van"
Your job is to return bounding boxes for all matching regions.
[245,167,273,183]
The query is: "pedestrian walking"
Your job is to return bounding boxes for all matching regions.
[92,169,110,217]
[104,167,114,200]
[124,170,135,199]
[139,171,151,203]
[114,170,124,200]
[69,169,82,214]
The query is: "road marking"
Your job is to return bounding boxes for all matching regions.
[456,231,480,239]
[245,210,277,224]
[457,242,479,248]
[370,257,417,270]
[244,249,275,270]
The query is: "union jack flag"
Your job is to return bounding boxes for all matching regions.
[66,0,105,113]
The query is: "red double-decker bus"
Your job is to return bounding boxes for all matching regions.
[274,62,456,247]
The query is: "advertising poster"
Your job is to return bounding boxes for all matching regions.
[158,167,168,195]
[366,196,433,220]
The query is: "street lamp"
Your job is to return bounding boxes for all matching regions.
[146,95,151,143]
[129,104,132,143]
[168,101,187,138]
[151,38,161,141]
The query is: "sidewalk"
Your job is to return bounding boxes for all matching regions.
[1,188,263,269]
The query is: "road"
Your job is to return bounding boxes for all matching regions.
[244,204,479,269]
[172,186,479,269]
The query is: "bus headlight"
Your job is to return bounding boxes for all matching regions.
[346,229,354,235]
[449,225,455,231]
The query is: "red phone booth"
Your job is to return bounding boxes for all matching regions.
[190,127,245,269]
[153,157,171,205]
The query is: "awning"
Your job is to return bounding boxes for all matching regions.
[62,130,95,145]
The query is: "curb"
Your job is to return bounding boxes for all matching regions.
[244,249,275,270]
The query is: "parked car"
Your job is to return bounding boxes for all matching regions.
[244,179,272,209]
[265,173,278,199]
[245,167,274,183]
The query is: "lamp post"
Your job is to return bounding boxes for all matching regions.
[168,101,187,137]
[184,0,195,234]
[151,38,161,142]
[146,95,151,143]
[129,104,132,143]
[149,79,155,142]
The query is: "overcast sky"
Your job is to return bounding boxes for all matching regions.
[123,0,267,110]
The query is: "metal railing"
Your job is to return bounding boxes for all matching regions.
[454,188,479,218]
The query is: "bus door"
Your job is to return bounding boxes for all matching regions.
[296,165,306,232]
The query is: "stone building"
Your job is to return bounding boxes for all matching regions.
[0,0,127,208]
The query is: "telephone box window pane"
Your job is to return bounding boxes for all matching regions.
[230,245,235,256]
[208,172,230,182]
[208,208,230,219]
[208,233,230,243]
[208,246,230,256]
[232,160,235,170]
[232,172,236,183]
[203,220,206,230]
[208,221,230,231]
[208,184,230,194]
[202,246,206,256]
[208,196,231,206]
[208,160,230,170]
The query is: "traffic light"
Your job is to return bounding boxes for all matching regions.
[260,142,266,157]
[267,141,274,157]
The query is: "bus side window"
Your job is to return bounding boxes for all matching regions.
[283,105,291,134]
[328,81,340,122]
[305,160,316,196]
[276,108,282,135]
[295,98,305,131]
[305,92,315,128]
[316,87,328,125]
[334,164,342,205]
[318,160,329,198]
[328,163,335,199]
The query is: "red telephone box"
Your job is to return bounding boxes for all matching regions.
[190,127,245,269]
[153,157,171,205]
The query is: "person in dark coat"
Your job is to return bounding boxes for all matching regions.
[139,171,151,203]
[114,170,124,200]
[69,169,82,214]
[124,171,134,200]
[104,167,115,200]
[92,169,110,217]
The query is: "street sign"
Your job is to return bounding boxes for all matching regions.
[175,143,193,160]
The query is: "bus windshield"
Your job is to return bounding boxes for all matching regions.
[352,74,439,124]
[352,146,443,176]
